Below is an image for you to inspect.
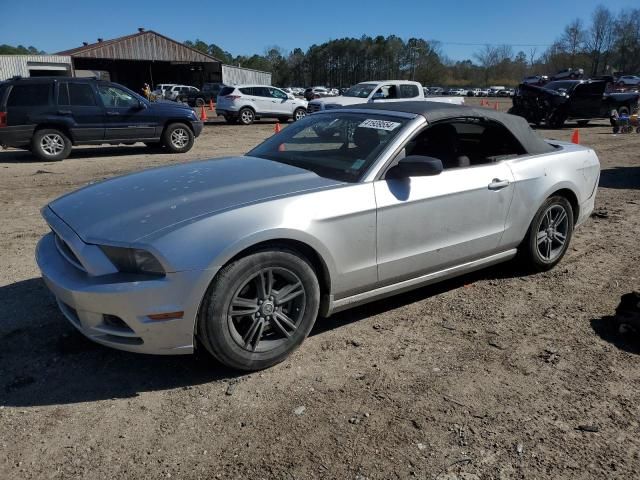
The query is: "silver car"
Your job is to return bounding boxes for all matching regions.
[36,102,600,370]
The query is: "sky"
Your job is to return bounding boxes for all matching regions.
[2,0,638,62]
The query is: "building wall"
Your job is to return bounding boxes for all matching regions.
[222,65,272,86]
[0,55,73,80]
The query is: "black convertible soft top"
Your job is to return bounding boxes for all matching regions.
[347,101,556,155]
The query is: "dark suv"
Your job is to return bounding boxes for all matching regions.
[0,77,203,160]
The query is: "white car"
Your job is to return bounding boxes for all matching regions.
[216,85,308,125]
[166,85,199,102]
[152,84,177,99]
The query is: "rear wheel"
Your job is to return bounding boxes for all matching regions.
[520,196,574,272]
[198,250,320,371]
[239,108,255,125]
[162,123,194,153]
[195,98,205,107]
[32,128,72,161]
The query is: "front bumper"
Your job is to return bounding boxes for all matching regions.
[36,232,214,355]
[192,120,204,137]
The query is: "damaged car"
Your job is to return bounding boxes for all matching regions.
[509,77,639,128]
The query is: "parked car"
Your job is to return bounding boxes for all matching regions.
[166,85,199,102]
[184,83,226,107]
[152,83,177,99]
[497,89,512,97]
[509,77,640,128]
[216,85,308,125]
[427,87,445,95]
[617,75,640,87]
[522,75,549,86]
[468,88,482,97]
[478,88,490,96]
[0,77,202,160]
[36,101,600,370]
[551,68,584,80]
[488,86,505,96]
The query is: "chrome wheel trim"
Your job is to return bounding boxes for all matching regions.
[240,109,253,124]
[170,128,189,148]
[40,134,65,156]
[536,204,569,262]
[227,267,306,353]
[294,109,306,121]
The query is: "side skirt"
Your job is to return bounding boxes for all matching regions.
[325,249,517,316]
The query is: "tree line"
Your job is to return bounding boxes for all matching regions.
[185,5,639,87]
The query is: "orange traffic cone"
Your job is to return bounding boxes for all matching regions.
[571,129,580,144]
[208,98,214,111]
[274,122,281,133]
[200,105,208,122]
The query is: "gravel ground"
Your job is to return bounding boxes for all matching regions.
[1,99,639,479]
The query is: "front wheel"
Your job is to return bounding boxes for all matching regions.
[195,98,205,107]
[520,196,574,272]
[162,123,194,153]
[293,108,306,121]
[197,250,320,371]
[32,128,72,161]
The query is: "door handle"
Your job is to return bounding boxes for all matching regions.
[488,178,510,190]
[106,111,121,116]
[57,110,72,115]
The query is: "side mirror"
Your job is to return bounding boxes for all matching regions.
[136,100,147,109]
[387,155,443,178]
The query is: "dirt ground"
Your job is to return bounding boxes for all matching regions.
[1,98,639,480]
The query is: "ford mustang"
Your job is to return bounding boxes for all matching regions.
[36,102,600,370]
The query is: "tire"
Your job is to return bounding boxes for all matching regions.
[576,120,590,127]
[31,128,72,161]
[547,114,565,129]
[197,250,321,371]
[195,98,205,107]
[239,107,255,125]
[520,196,574,272]
[162,123,194,153]
[293,108,306,122]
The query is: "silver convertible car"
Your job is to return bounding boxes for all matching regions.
[36,102,600,370]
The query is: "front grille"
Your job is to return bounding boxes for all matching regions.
[54,233,86,272]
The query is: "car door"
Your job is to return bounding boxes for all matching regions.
[370,84,400,104]
[268,87,293,115]
[252,87,275,115]
[97,84,156,140]
[57,81,105,142]
[374,122,516,285]
[569,82,606,117]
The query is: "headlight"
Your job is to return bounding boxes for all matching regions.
[100,246,165,276]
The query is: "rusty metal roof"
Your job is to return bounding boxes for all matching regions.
[57,30,220,63]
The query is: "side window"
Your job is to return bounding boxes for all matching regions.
[374,85,398,99]
[7,84,50,107]
[269,88,287,99]
[239,87,254,96]
[58,83,70,105]
[97,85,139,108]
[254,87,271,97]
[405,119,525,169]
[67,83,97,106]
[400,84,419,98]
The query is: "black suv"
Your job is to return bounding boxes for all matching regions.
[184,82,226,107]
[0,77,203,160]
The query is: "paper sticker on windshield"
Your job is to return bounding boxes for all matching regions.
[358,119,401,131]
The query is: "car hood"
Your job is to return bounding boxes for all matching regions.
[48,156,344,244]
[147,100,195,114]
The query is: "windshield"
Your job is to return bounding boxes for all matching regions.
[342,84,377,98]
[248,112,409,182]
